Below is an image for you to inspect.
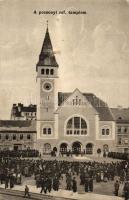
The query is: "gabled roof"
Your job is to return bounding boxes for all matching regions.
[111,108,129,123]
[58,92,114,121]
[36,27,58,68]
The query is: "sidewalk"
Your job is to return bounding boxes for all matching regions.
[0,183,124,200]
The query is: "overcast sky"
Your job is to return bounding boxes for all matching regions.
[0,0,129,119]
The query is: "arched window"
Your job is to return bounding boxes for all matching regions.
[50,69,54,75]
[43,127,52,135]
[48,128,51,134]
[86,143,93,154]
[101,127,110,135]
[60,143,68,153]
[106,129,109,135]
[46,69,49,75]
[41,68,45,74]
[43,128,47,134]
[66,116,87,135]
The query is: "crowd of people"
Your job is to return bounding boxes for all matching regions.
[0,156,129,199]
[108,152,129,160]
[0,149,39,158]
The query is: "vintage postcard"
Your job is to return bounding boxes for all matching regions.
[0,0,129,199]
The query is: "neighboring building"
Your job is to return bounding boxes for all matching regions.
[111,108,129,153]
[36,26,117,155]
[0,120,36,150]
[11,103,37,120]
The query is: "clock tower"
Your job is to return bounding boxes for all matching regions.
[36,25,59,142]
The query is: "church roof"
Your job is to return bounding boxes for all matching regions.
[36,27,58,69]
[111,108,129,123]
[58,92,114,121]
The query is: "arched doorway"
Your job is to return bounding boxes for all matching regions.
[72,141,82,154]
[44,143,51,154]
[60,143,68,153]
[103,144,109,157]
[86,143,93,154]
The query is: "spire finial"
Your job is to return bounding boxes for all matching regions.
[46,20,48,29]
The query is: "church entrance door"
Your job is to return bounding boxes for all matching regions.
[72,142,82,155]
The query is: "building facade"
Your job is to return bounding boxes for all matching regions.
[0,121,36,150]
[11,103,37,120]
[35,27,117,156]
[111,108,129,153]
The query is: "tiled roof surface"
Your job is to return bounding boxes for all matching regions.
[36,28,58,67]
[0,120,36,132]
[58,92,114,121]
[111,108,129,123]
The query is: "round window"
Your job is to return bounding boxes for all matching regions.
[42,82,53,92]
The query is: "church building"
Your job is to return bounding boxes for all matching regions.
[0,26,129,154]
[36,26,117,156]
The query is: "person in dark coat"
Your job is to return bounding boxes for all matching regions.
[5,174,9,189]
[72,177,77,193]
[80,172,85,185]
[66,175,72,190]
[47,177,52,193]
[89,177,93,192]
[84,177,89,192]
[123,182,129,200]
[114,180,120,196]
[10,173,15,189]
[53,176,59,191]
[43,177,48,194]
[40,177,45,193]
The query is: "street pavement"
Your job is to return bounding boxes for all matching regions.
[0,194,25,200]
[0,175,125,200]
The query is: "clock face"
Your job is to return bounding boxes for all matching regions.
[42,81,53,92]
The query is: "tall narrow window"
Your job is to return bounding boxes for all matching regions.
[13,135,16,140]
[106,129,110,135]
[48,128,51,134]
[27,134,31,140]
[102,128,110,136]
[6,135,9,140]
[41,69,44,74]
[20,134,23,140]
[50,69,54,75]
[43,128,47,134]
[43,127,52,135]
[46,69,49,75]
[102,129,105,135]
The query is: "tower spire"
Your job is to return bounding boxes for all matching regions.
[36,23,58,70]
